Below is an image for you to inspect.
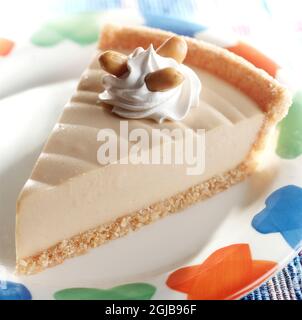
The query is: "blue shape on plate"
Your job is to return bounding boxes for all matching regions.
[0,281,32,300]
[143,14,207,37]
[139,0,197,19]
[252,185,302,249]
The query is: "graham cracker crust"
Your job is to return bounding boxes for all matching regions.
[16,25,292,275]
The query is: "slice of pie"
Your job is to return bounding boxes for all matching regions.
[16,24,291,274]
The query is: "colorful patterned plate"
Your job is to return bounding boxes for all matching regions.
[0,11,301,300]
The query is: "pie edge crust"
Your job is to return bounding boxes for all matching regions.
[16,25,292,275]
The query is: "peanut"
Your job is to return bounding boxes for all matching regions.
[99,51,128,77]
[145,67,184,92]
[156,36,188,64]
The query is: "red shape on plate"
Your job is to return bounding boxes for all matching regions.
[166,244,277,300]
[0,38,14,56]
[227,41,279,78]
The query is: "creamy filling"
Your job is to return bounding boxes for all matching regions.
[99,45,201,123]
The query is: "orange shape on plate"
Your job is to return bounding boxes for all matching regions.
[166,244,276,300]
[227,41,278,78]
[0,38,14,56]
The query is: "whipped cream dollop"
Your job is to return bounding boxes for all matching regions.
[99,45,201,123]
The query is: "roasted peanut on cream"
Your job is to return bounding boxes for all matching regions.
[99,38,201,122]
[99,36,188,92]
[156,36,188,64]
[99,51,128,77]
[145,67,184,92]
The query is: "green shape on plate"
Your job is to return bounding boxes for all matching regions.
[31,13,102,46]
[277,91,302,159]
[31,26,65,46]
[54,283,156,300]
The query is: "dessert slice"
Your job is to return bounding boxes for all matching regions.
[16,24,291,274]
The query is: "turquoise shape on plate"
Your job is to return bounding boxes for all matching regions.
[252,185,302,249]
[0,281,32,300]
[143,14,207,37]
[31,13,103,47]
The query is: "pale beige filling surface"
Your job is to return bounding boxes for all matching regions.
[16,54,264,259]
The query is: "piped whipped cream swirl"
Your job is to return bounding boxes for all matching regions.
[99,45,201,123]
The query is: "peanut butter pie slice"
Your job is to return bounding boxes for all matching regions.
[16,24,291,274]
